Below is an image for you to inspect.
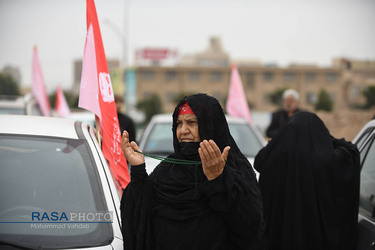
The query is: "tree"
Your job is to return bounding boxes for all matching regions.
[267,88,287,106]
[137,94,163,124]
[315,89,333,112]
[363,85,375,108]
[0,73,20,95]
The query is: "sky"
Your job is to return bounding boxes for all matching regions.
[0,0,374,93]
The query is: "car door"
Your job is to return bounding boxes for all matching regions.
[356,125,375,250]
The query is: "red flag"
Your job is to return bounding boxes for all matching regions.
[32,46,51,116]
[55,85,71,117]
[226,63,253,124]
[79,0,130,190]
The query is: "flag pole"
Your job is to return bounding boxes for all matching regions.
[95,116,101,147]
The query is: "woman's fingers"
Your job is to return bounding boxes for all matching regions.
[199,141,210,160]
[209,140,222,158]
[222,146,231,161]
[130,141,141,152]
[198,147,207,164]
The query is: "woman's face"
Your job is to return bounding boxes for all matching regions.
[176,114,201,142]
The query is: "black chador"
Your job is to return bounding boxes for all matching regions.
[121,94,264,250]
[255,112,360,250]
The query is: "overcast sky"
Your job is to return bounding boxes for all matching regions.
[0,0,374,93]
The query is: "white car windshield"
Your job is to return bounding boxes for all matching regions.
[0,135,112,249]
[143,122,263,157]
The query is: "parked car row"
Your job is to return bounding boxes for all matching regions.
[0,112,374,249]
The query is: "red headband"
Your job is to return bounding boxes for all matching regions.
[178,101,194,115]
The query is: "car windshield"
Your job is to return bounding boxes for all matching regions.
[0,135,112,249]
[143,121,263,157]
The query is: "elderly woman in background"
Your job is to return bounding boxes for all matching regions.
[266,89,301,138]
[121,93,264,250]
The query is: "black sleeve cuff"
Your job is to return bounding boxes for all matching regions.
[130,163,147,180]
[202,171,226,196]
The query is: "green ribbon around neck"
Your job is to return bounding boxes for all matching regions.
[135,150,202,166]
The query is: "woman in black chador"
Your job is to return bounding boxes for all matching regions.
[120,94,264,250]
[254,112,360,250]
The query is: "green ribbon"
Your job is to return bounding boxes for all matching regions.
[135,150,202,166]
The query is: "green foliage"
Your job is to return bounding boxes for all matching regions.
[267,88,287,106]
[363,85,375,108]
[48,90,79,109]
[137,94,163,124]
[315,89,333,112]
[0,73,20,95]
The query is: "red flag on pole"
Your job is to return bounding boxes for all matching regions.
[79,0,130,191]
[55,85,71,117]
[226,63,253,124]
[32,46,51,116]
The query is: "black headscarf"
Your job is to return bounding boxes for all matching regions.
[254,111,360,250]
[121,93,264,250]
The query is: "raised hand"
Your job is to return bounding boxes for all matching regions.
[121,130,145,166]
[198,140,230,181]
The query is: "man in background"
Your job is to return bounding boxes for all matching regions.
[115,94,136,143]
[266,89,301,138]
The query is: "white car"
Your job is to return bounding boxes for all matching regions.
[138,114,266,178]
[353,119,375,249]
[0,94,41,116]
[0,115,123,249]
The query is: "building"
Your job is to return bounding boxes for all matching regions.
[132,37,374,113]
[71,37,375,114]
[333,58,375,108]
[134,64,349,112]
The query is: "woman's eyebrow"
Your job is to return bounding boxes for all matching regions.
[185,118,198,122]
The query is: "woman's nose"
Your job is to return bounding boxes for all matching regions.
[181,123,189,134]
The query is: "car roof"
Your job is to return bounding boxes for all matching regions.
[0,115,80,139]
[150,113,249,124]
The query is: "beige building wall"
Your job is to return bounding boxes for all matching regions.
[134,64,358,113]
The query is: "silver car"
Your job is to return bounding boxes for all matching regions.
[138,114,266,178]
[353,119,375,249]
[0,115,123,249]
[0,94,42,116]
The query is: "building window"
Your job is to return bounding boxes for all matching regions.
[305,72,316,82]
[246,72,255,89]
[210,71,223,82]
[306,92,317,104]
[165,71,177,82]
[141,71,155,81]
[188,71,200,82]
[350,85,361,97]
[283,72,296,82]
[325,72,338,83]
[263,72,274,82]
